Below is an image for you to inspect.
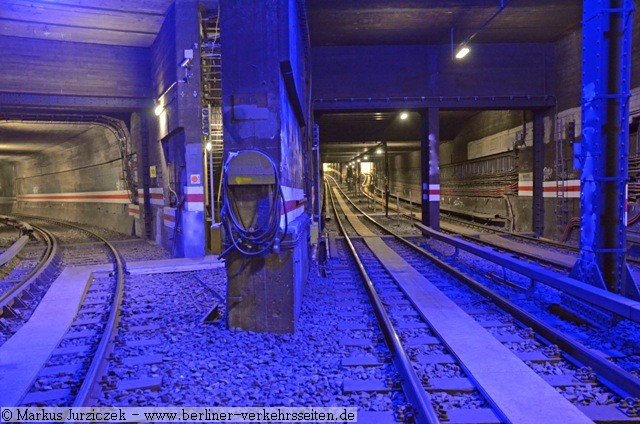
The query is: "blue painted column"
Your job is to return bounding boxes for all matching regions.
[420,108,440,230]
[572,0,638,298]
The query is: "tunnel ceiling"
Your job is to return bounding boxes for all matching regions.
[0,121,110,163]
[0,0,174,47]
[0,1,581,48]
[319,110,480,163]
[307,0,581,46]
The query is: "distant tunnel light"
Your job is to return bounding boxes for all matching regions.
[455,45,470,59]
[154,104,164,116]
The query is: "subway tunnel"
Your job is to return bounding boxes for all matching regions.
[2,1,640,422]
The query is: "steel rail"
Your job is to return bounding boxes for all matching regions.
[0,215,32,267]
[0,224,59,313]
[329,177,640,398]
[325,179,440,424]
[10,214,126,408]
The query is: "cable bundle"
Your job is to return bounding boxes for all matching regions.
[220,150,287,256]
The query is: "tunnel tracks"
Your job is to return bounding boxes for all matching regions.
[326,176,640,423]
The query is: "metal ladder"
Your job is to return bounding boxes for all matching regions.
[200,8,223,220]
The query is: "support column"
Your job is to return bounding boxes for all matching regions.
[532,112,544,236]
[421,108,440,230]
[221,0,311,333]
[174,0,205,257]
[572,0,638,298]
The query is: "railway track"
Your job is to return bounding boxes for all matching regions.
[326,176,640,423]
[0,217,61,342]
[0,215,126,407]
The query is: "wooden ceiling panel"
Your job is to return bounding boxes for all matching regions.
[0,18,156,47]
[0,0,171,47]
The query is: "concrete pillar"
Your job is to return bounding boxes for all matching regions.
[420,108,440,229]
[174,0,205,257]
[221,0,311,333]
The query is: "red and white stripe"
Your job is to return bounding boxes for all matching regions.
[544,180,580,198]
[0,197,16,204]
[422,183,440,202]
[163,207,176,228]
[518,174,533,196]
[128,203,140,217]
[137,188,165,206]
[281,185,306,227]
[149,187,165,206]
[518,179,580,198]
[184,186,204,212]
[18,190,130,204]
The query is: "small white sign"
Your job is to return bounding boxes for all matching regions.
[190,174,201,184]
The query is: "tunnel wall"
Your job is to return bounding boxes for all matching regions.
[12,126,134,234]
[0,35,151,98]
[0,164,16,214]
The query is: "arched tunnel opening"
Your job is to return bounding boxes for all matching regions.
[0,114,138,235]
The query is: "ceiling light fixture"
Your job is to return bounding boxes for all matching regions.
[455,45,470,59]
[363,155,369,160]
[451,0,508,61]
[400,112,409,120]
[376,148,383,155]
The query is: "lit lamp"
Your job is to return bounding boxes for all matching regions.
[154,103,164,116]
[400,112,409,120]
[455,45,470,59]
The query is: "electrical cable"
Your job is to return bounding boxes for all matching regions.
[220,150,288,256]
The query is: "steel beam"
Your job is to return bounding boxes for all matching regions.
[313,95,556,113]
[420,108,440,230]
[0,92,151,111]
[572,0,639,299]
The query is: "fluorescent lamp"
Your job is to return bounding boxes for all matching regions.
[455,46,470,59]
